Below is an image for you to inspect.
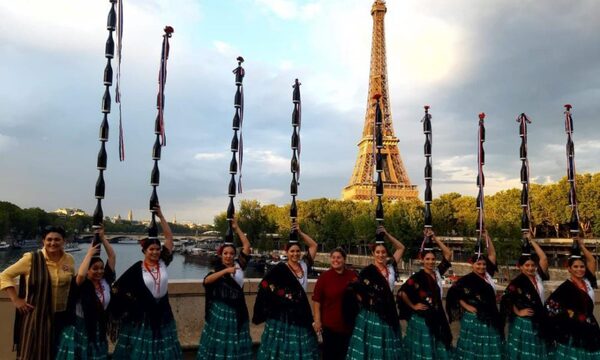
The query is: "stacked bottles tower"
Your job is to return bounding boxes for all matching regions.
[92,0,120,248]
[422,106,433,250]
[517,113,533,255]
[564,105,581,257]
[373,95,385,244]
[475,113,486,257]
[148,26,174,240]
[225,57,245,245]
[289,79,301,243]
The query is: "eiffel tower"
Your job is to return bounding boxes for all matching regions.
[342,0,418,201]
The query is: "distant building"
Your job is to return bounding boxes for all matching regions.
[53,208,88,217]
[128,210,133,222]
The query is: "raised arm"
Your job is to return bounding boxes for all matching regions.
[296,224,318,260]
[77,242,101,285]
[378,226,405,264]
[484,230,496,265]
[428,229,451,262]
[97,227,116,272]
[529,233,548,274]
[578,236,597,274]
[232,218,251,256]
[155,205,173,252]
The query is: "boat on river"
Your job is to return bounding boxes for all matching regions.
[64,243,81,253]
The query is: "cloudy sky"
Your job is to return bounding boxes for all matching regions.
[1,0,599,224]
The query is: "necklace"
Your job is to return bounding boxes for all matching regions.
[94,281,105,305]
[376,264,389,280]
[287,263,304,279]
[144,260,161,294]
[571,277,587,293]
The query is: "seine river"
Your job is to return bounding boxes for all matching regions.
[0,243,211,279]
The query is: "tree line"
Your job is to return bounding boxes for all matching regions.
[214,173,600,260]
[0,202,204,240]
[2,173,598,255]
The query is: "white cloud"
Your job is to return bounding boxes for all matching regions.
[0,133,18,152]
[279,60,294,71]
[255,0,298,20]
[245,148,289,174]
[194,152,227,160]
[213,40,235,56]
[255,0,321,20]
[239,188,286,204]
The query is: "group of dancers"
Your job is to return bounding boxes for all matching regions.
[1,205,599,360]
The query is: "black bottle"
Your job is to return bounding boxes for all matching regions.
[150,162,160,186]
[290,198,298,218]
[105,33,115,59]
[149,187,159,210]
[424,205,432,227]
[101,87,111,113]
[227,198,235,220]
[375,176,383,196]
[99,114,109,141]
[232,110,240,130]
[231,132,239,152]
[107,4,117,31]
[424,136,432,157]
[92,199,103,227]
[290,176,298,196]
[521,209,529,232]
[291,153,299,173]
[103,61,113,86]
[97,142,107,170]
[375,199,384,221]
[95,172,105,199]
[521,184,528,207]
[228,176,236,197]
[229,154,238,174]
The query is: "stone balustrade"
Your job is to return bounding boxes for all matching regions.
[0,279,598,359]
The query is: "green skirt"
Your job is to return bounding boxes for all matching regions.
[55,316,108,360]
[506,317,548,360]
[196,301,252,360]
[402,315,451,360]
[112,317,182,359]
[455,312,504,360]
[553,339,600,360]
[346,309,402,360]
[256,318,319,360]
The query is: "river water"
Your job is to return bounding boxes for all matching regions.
[0,243,211,280]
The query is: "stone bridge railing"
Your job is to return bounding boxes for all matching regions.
[0,279,598,359]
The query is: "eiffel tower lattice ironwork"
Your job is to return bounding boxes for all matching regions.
[342,0,417,201]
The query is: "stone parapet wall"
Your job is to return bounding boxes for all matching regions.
[0,279,598,359]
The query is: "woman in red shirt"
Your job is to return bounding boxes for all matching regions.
[312,247,358,360]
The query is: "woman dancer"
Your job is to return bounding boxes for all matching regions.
[56,227,116,359]
[398,229,452,359]
[196,218,252,359]
[446,231,503,360]
[312,247,358,360]
[500,234,549,360]
[545,237,599,359]
[1,225,75,359]
[110,205,182,359]
[253,224,319,360]
[345,226,405,360]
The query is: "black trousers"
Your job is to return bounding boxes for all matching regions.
[322,327,352,360]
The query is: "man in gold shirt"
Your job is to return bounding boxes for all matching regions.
[0,226,75,360]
